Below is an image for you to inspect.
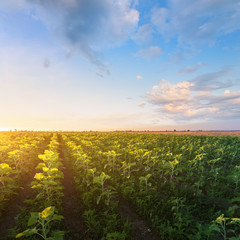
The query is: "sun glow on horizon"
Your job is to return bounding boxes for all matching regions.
[0,127,12,131]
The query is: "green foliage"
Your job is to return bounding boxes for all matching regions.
[31,166,63,207]
[16,206,64,240]
[0,132,51,217]
[61,132,240,239]
[0,163,18,213]
[1,131,240,240]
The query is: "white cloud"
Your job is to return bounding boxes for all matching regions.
[132,24,154,45]
[147,80,193,104]
[146,71,240,121]
[43,58,50,68]
[135,46,162,59]
[178,62,204,74]
[151,0,240,45]
[138,102,146,108]
[152,85,159,90]
[151,7,173,40]
[4,0,139,73]
[190,67,233,91]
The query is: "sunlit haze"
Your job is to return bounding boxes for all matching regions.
[0,1,240,131]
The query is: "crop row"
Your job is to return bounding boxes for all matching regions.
[61,132,240,240]
[62,134,132,239]
[0,133,51,217]
[13,134,65,240]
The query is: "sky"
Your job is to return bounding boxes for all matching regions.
[0,0,240,131]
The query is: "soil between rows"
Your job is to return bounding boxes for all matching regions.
[117,196,161,240]
[0,170,37,239]
[59,138,87,240]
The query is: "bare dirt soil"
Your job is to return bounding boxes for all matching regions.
[118,197,161,240]
[0,171,36,238]
[61,163,87,240]
[58,138,87,240]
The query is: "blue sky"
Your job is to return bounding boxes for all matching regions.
[0,0,240,131]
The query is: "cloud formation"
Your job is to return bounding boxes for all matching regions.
[14,0,139,73]
[138,102,146,108]
[151,0,240,45]
[146,69,240,121]
[190,67,233,91]
[178,62,204,74]
[132,24,154,45]
[135,46,162,59]
[43,58,50,68]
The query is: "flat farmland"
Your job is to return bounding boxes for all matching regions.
[0,131,240,240]
[127,131,240,136]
